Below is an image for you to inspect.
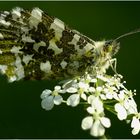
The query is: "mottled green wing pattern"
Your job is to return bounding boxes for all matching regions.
[0,7,97,82]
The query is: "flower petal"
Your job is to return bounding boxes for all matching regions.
[115,103,127,120]
[90,78,97,83]
[131,117,140,135]
[81,93,87,100]
[106,92,113,99]
[54,85,61,91]
[87,106,95,114]
[90,120,105,137]
[66,87,77,93]
[88,95,94,104]
[40,89,52,99]
[89,87,95,93]
[100,117,111,128]
[78,82,89,92]
[132,128,140,135]
[81,116,93,130]
[91,97,104,113]
[100,94,107,100]
[96,86,102,92]
[54,95,63,105]
[118,90,125,100]
[41,95,54,110]
[131,117,140,128]
[67,94,80,107]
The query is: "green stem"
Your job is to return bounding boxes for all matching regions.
[104,104,117,115]
[103,99,117,104]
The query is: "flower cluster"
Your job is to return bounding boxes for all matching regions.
[40,67,140,138]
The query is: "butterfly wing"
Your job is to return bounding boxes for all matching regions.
[0,7,95,82]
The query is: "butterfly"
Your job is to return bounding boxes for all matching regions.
[0,7,139,83]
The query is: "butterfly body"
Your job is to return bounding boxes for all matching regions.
[0,7,119,82]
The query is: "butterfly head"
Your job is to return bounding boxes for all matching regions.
[103,40,120,57]
[85,40,120,73]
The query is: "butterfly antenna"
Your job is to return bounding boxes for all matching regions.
[114,28,140,42]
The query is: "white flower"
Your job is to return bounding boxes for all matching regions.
[87,96,104,115]
[114,90,127,120]
[87,95,104,113]
[78,82,89,93]
[114,89,138,120]
[115,103,127,120]
[131,115,140,135]
[41,86,63,110]
[66,81,89,107]
[89,86,103,97]
[83,73,97,83]
[40,65,140,137]
[81,115,111,137]
[82,95,111,137]
[108,75,124,89]
[124,97,138,114]
[97,74,110,82]
[103,84,117,99]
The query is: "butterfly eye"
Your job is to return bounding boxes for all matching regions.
[103,40,113,52]
[103,40,120,56]
[104,40,113,47]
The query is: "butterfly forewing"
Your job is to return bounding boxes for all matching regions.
[0,7,99,82]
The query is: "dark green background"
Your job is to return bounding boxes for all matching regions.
[0,1,140,139]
